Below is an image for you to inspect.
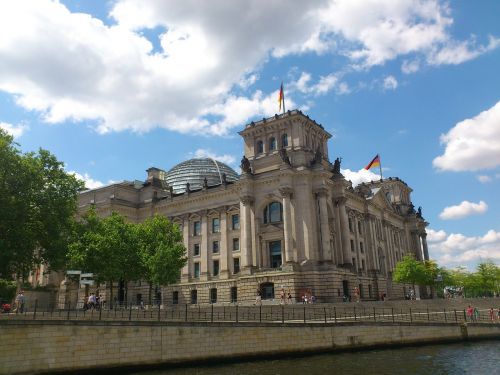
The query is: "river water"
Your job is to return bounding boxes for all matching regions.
[130,341,499,375]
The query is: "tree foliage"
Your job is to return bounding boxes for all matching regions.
[445,261,499,297]
[393,255,428,287]
[0,129,83,278]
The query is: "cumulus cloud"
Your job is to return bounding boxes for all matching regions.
[69,171,105,190]
[401,59,420,74]
[433,101,500,171]
[477,175,492,183]
[0,121,28,138]
[0,0,497,136]
[192,148,236,167]
[383,75,398,90]
[439,200,488,220]
[427,35,500,65]
[341,168,380,187]
[292,71,348,96]
[427,228,500,269]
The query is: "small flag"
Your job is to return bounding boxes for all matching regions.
[278,82,285,113]
[364,154,381,170]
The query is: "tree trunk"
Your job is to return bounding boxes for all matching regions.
[109,280,113,309]
[148,282,152,306]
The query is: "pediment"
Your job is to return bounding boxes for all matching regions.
[259,222,284,233]
[369,189,395,212]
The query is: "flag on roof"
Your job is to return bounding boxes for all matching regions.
[364,154,381,170]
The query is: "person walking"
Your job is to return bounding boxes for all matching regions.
[473,306,480,322]
[15,291,25,313]
[489,308,494,322]
[466,305,473,322]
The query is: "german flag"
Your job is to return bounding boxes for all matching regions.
[278,82,285,113]
[364,154,381,170]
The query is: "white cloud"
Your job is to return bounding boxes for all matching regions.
[477,175,492,183]
[401,59,420,74]
[292,71,348,96]
[341,168,380,187]
[433,101,500,171]
[0,0,497,136]
[383,75,398,90]
[427,228,500,269]
[439,200,488,220]
[192,149,236,167]
[427,35,500,65]
[69,171,105,190]
[0,121,28,138]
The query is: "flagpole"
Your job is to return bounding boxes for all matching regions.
[282,84,286,114]
[379,155,383,181]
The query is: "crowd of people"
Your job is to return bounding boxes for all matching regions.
[466,305,500,322]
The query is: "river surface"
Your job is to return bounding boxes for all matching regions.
[130,341,499,375]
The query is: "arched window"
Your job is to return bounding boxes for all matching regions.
[282,133,288,147]
[263,201,282,224]
[257,140,263,154]
[269,137,276,151]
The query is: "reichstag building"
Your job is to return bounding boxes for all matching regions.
[70,110,429,305]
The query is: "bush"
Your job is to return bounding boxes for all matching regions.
[0,279,17,303]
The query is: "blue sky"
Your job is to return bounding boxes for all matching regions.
[1,0,499,270]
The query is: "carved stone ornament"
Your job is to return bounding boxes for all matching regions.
[240,155,252,174]
[279,148,291,166]
[332,157,342,174]
[240,195,254,205]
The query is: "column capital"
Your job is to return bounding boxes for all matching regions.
[240,195,254,206]
[279,187,293,198]
[314,187,329,197]
[333,196,347,206]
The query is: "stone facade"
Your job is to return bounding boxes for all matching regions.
[68,110,428,306]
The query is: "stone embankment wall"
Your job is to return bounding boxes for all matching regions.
[0,320,499,375]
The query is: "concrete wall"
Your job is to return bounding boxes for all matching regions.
[1,320,499,375]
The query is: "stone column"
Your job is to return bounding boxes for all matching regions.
[201,213,209,279]
[240,196,253,271]
[337,198,352,266]
[219,210,229,277]
[412,231,423,261]
[181,217,190,280]
[421,233,429,261]
[316,189,332,262]
[280,187,294,263]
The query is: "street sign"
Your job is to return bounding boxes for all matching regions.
[80,280,94,286]
[81,273,94,278]
[67,270,82,275]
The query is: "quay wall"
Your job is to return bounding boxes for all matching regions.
[1,320,499,375]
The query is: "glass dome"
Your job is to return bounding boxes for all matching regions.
[165,158,239,194]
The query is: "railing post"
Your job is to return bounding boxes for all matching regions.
[463,309,467,322]
[444,308,447,322]
[211,303,214,323]
[259,304,262,322]
[185,304,188,322]
[454,309,458,323]
[129,304,132,321]
[33,299,38,320]
[67,302,71,320]
[324,307,327,323]
[303,306,306,324]
[236,305,239,323]
[392,307,395,323]
[373,307,376,322]
[427,307,430,321]
[99,305,102,321]
[281,305,285,324]
[354,306,357,322]
[334,307,337,323]
[410,308,413,323]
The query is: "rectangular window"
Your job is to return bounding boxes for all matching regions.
[194,262,200,278]
[172,291,179,305]
[232,214,240,230]
[190,290,197,304]
[230,287,237,303]
[350,239,355,252]
[368,285,373,299]
[233,257,240,274]
[213,260,219,276]
[212,240,219,253]
[233,238,240,251]
[212,217,220,233]
[210,288,217,303]
[358,284,364,298]
[352,257,357,270]
[358,221,362,234]
[362,259,365,270]
[193,221,201,236]
[193,243,200,256]
[348,218,353,232]
[360,242,364,253]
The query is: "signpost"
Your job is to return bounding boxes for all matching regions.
[66,270,95,309]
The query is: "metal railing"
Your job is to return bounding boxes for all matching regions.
[2,301,499,325]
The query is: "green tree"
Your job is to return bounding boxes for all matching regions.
[136,215,187,302]
[0,129,83,279]
[465,261,499,297]
[393,255,428,291]
[0,279,17,303]
[67,208,143,304]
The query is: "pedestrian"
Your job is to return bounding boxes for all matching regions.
[287,291,292,304]
[15,291,25,313]
[473,306,480,322]
[497,308,500,321]
[354,287,360,303]
[255,289,262,305]
[489,308,494,322]
[466,305,473,322]
[280,288,285,305]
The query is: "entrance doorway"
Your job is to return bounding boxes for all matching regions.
[269,240,282,268]
[260,282,275,300]
[342,280,349,301]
